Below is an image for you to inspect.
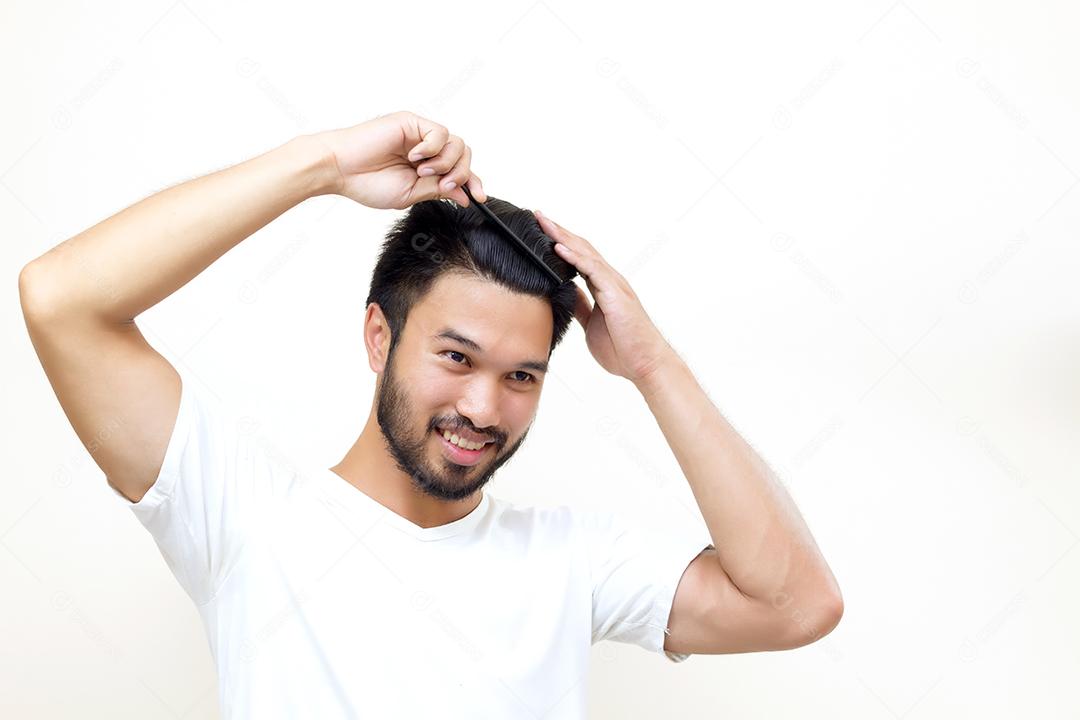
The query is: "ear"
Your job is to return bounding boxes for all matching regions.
[363,303,393,374]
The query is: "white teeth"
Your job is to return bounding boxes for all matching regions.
[440,428,487,451]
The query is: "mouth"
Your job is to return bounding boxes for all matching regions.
[433,427,494,467]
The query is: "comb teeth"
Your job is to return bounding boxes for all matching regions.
[461,185,565,284]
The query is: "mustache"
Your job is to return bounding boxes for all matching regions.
[431,417,504,445]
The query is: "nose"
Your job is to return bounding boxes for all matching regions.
[456,376,501,437]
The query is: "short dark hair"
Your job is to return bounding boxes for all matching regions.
[366,197,579,356]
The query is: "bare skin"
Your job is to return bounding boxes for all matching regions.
[531,211,844,653]
[18,110,486,504]
[331,272,554,529]
[19,109,842,657]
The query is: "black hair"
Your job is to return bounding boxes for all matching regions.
[366,197,579,356]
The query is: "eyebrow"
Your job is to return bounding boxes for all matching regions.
[434,327,549,374]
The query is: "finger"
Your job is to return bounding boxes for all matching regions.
[464,173,487,203]
[552,240,620,298]
[410,175,453,203]
[415,135,464,177]
[543,218,606,274]
[452,175,486,207]
[438,145,473,202]
[580,272,601,304]
[542,215,624,292]
[407,119,450,162]
[533,210,602,258]
[409,175,472,208]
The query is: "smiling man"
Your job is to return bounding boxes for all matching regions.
[331,195,579,525]
[19,110,843,719]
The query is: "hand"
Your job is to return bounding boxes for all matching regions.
[312,110,487,209]
[532,210,673,387]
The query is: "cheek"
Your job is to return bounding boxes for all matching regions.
[416,365,540,423]
[504,396,539,433]
[412,372,460,413]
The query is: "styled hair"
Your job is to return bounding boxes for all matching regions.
[366,197,579,356]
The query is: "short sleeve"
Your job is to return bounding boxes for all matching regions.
[579,510,713,663]
[111,368,276,606]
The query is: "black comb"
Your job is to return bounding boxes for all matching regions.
[461,184,564,285]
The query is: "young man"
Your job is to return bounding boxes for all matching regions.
[19,110,843,718]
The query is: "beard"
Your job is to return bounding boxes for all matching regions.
[376,346,529,502]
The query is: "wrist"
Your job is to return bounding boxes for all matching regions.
[284,133,342,199]
[632,344,685,401]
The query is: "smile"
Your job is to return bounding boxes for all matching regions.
[437,426,492,450]
[434,428,492,466]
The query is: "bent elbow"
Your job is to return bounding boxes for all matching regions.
[19,260,63,323]
[819,593,844,637]
[781,588,844,650]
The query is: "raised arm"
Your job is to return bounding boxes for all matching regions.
[20,134,337,325]
[19,111,485,502]
[533,210,843,655]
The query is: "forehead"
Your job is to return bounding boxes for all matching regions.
[408,272,553,356]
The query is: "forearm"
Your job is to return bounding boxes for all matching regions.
[21,134,339,324]
[636,350,842,608]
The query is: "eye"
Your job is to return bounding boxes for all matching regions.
[441,351,535,384]
[443,350,469,365]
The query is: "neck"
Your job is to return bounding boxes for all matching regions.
[329,404,482,530]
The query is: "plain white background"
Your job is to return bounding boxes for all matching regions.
[3,0,1078,717]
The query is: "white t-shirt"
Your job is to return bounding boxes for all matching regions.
[115,370,713,719]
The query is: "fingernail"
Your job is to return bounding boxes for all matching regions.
[443,180,457,191]
[418,167,435,176]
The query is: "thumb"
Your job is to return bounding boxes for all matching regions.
[409,174,469,206]
[573,284,593,330]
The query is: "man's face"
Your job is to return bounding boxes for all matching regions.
[374,272,554,502]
